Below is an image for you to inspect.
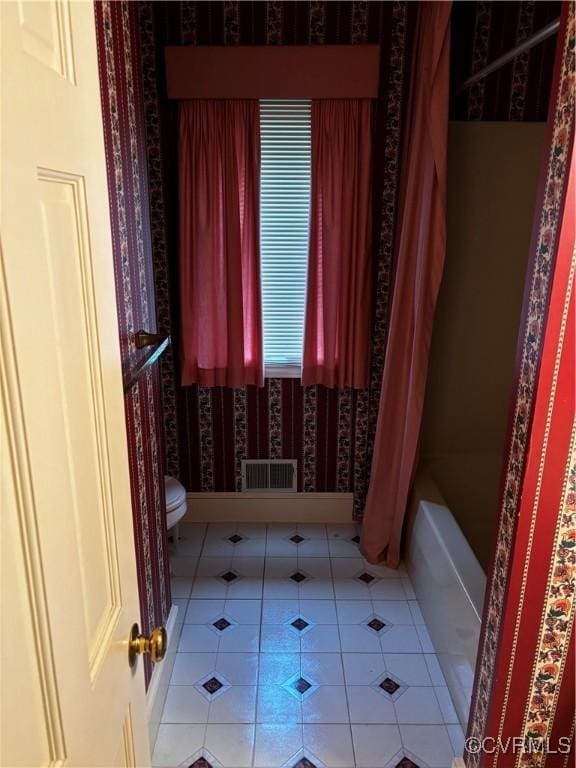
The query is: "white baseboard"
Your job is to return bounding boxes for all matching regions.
[183,491,353,523]
[147,603,179,749]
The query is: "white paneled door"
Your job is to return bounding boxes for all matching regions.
[1,1,150,766]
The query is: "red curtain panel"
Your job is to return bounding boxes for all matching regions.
[361,2,451,567]
[302,99,373,389]
[179,100,264,387]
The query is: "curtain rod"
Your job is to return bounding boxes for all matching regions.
[457,18,560,95]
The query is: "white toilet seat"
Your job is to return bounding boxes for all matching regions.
[165,475,187,531]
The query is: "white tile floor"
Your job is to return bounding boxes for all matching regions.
[155,522,465,768]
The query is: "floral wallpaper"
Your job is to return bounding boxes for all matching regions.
[450,0,561,121]
[137,0,416,517]
[134,0,561,520]
[95,0,171,688]
[466,3,575,764]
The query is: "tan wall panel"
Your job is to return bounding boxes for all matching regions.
[420,121,546,567]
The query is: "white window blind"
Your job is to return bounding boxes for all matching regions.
[260,100,311,373]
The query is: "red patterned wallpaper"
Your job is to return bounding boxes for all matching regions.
[466,3,575,764]
[137,0,417,517]
[450,0,561,121]
[136,1,560,519]
[95,0,171,688]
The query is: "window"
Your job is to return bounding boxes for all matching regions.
[260,100,311,376]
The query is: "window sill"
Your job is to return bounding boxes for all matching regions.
[265,364,301,379]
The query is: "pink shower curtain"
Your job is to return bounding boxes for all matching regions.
[361,2,451,567]
[179,100,263,387]
[302,99,373,389]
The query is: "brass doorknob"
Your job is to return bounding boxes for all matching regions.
[128,623,167,668]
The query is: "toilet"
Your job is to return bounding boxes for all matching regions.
[165,475,187,544]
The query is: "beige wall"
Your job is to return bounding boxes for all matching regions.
[419,121,546,568]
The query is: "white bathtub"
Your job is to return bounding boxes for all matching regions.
[406,491,486,728]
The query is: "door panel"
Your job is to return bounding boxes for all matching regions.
[38,170,122,679]
[1,1,150,764]
[16,0,75,80]
[0,383,61,768]
[115,709,137,768]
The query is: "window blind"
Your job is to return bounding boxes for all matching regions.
[260,100,311,369]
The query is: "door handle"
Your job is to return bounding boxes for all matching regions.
[128,623,167,667]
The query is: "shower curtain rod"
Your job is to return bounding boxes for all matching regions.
[457,17,560,94]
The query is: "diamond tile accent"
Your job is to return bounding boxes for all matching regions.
[371,672,406,702]
[283,672,319,700]
[202,677,223,695]
[291,617,310,632]
[351,535,361,544]
[212,617,231,632]
[189,759,213,768]
[186,750,222,768]
[367,617,386,632]
[195,671,231,701]
[294,677,312,694]
[290,534,305,544]
[289,571,307,583]
[220,570,239,583]
[357,572,376,584]
[228,534,243,544]
[395,758,420,768]
[380,677,400,695]
[287,750,325,768]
